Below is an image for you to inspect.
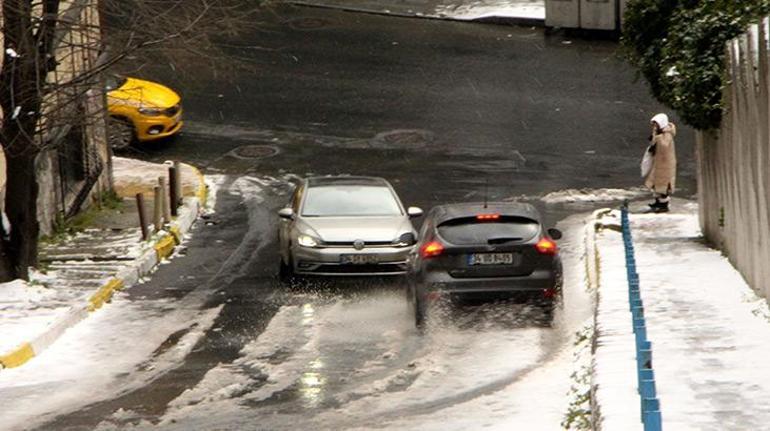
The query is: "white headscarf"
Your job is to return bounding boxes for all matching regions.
[651,113,669,130]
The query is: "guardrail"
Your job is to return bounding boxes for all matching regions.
[621,203,662,430]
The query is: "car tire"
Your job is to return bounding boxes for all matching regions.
[414,286,427,330]
[279,255,294,282]
[108,116,135,150]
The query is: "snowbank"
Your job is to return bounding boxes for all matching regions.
[0,280,63,355]
[112,157,201,199]
[541,188,649,204]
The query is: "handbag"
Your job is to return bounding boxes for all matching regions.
[641,143,655,178]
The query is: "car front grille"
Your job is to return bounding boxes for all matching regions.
[323,241,394,248]
[312,263,407,274]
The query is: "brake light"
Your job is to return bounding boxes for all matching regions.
[476,213,500,221]
[421,241,444,258]
[535,238,558,255]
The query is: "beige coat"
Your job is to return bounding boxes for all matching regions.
[645,123,677,194]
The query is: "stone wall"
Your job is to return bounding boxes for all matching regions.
[696,18,770,298]
[33,0,111,235]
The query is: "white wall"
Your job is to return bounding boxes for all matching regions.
[697,18,770,298]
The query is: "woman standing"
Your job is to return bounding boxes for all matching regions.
[644,113,677,213]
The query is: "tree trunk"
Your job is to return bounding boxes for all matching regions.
[0,151,39,281]
[0,0,56,282]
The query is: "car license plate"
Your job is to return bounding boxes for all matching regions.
[341,254,378,265]
[468,253,515,265]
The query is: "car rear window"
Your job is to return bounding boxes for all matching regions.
[302,185,403,217]
[437,216,540,245]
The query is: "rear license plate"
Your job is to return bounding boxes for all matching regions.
[468,253,516,266]
[341,254,378,265]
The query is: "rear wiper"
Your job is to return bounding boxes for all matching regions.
[487,237,522,245]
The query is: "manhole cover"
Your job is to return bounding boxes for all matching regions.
[231,145,279,160]
[372,129,434,150]
[288,17,333,30]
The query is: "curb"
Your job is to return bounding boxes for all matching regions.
[287,1,546,27]
[582,208,611,431]
[588,208,645,431]
[0,169,210,370]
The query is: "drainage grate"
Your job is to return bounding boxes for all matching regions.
[372,129,434,150]
[230,145,279,160]
[288,17,333,30]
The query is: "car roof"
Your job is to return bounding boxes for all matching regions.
[429,202,541,225]
[306,176,391,188]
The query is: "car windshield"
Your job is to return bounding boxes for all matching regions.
[437,216,540,245]
[302,185,402,217]
[104,75,127,91]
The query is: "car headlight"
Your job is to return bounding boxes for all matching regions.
[138,107,163,116]
[297,234,321,248]
[392,232,417,247]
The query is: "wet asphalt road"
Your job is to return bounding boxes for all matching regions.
[39,5,695,430]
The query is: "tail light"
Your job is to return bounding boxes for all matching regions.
[421,241,444,258]
[535,238,558,255]
[476,213,500,221]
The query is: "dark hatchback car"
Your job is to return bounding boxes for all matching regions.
[406,202,563,327]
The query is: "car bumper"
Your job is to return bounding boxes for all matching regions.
[292,245,412,276]
[135,111,183,141]
[420,269,560,296]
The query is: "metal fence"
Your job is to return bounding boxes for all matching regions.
[621,204,662,431]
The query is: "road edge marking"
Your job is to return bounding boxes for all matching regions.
[0,343,35,369]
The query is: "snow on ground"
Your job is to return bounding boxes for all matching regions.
[593,202,770,430]
[434,0,543,20]
[0,280,62,354]
[0,290,222,431]
[285,0,545,21]
[112,157,201,199]
[541,187,650,205]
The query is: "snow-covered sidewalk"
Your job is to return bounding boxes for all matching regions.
[285,0,544,23]
[0,157,208,370]
[592,201,770,430]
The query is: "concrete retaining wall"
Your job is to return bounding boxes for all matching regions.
[696,18,770,298]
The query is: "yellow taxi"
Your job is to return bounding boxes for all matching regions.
[105,75,183,148]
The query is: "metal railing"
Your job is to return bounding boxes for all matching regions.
[621,203,662,430]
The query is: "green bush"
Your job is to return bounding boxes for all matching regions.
[622,0,770,130]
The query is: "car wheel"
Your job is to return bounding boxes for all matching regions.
[414,286,427,330]
[108,116,135,150]
[279,255,294,282]
[405,277,415,305]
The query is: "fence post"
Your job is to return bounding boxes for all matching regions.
[136,193,148,241]
[159,176,170,224]
[173,161,182,206]
[169,165,178,217]
[153,186,162,232]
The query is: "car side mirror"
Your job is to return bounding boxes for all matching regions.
[548,228,563,240]
[278,208,294,220]
[407,207,424,218]
[399,232,417,246]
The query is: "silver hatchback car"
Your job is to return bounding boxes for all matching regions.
[278,176,423,277]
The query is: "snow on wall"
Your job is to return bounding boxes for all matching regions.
[696,17,770,298]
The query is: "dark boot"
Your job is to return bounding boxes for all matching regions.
[652,201,669,213]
